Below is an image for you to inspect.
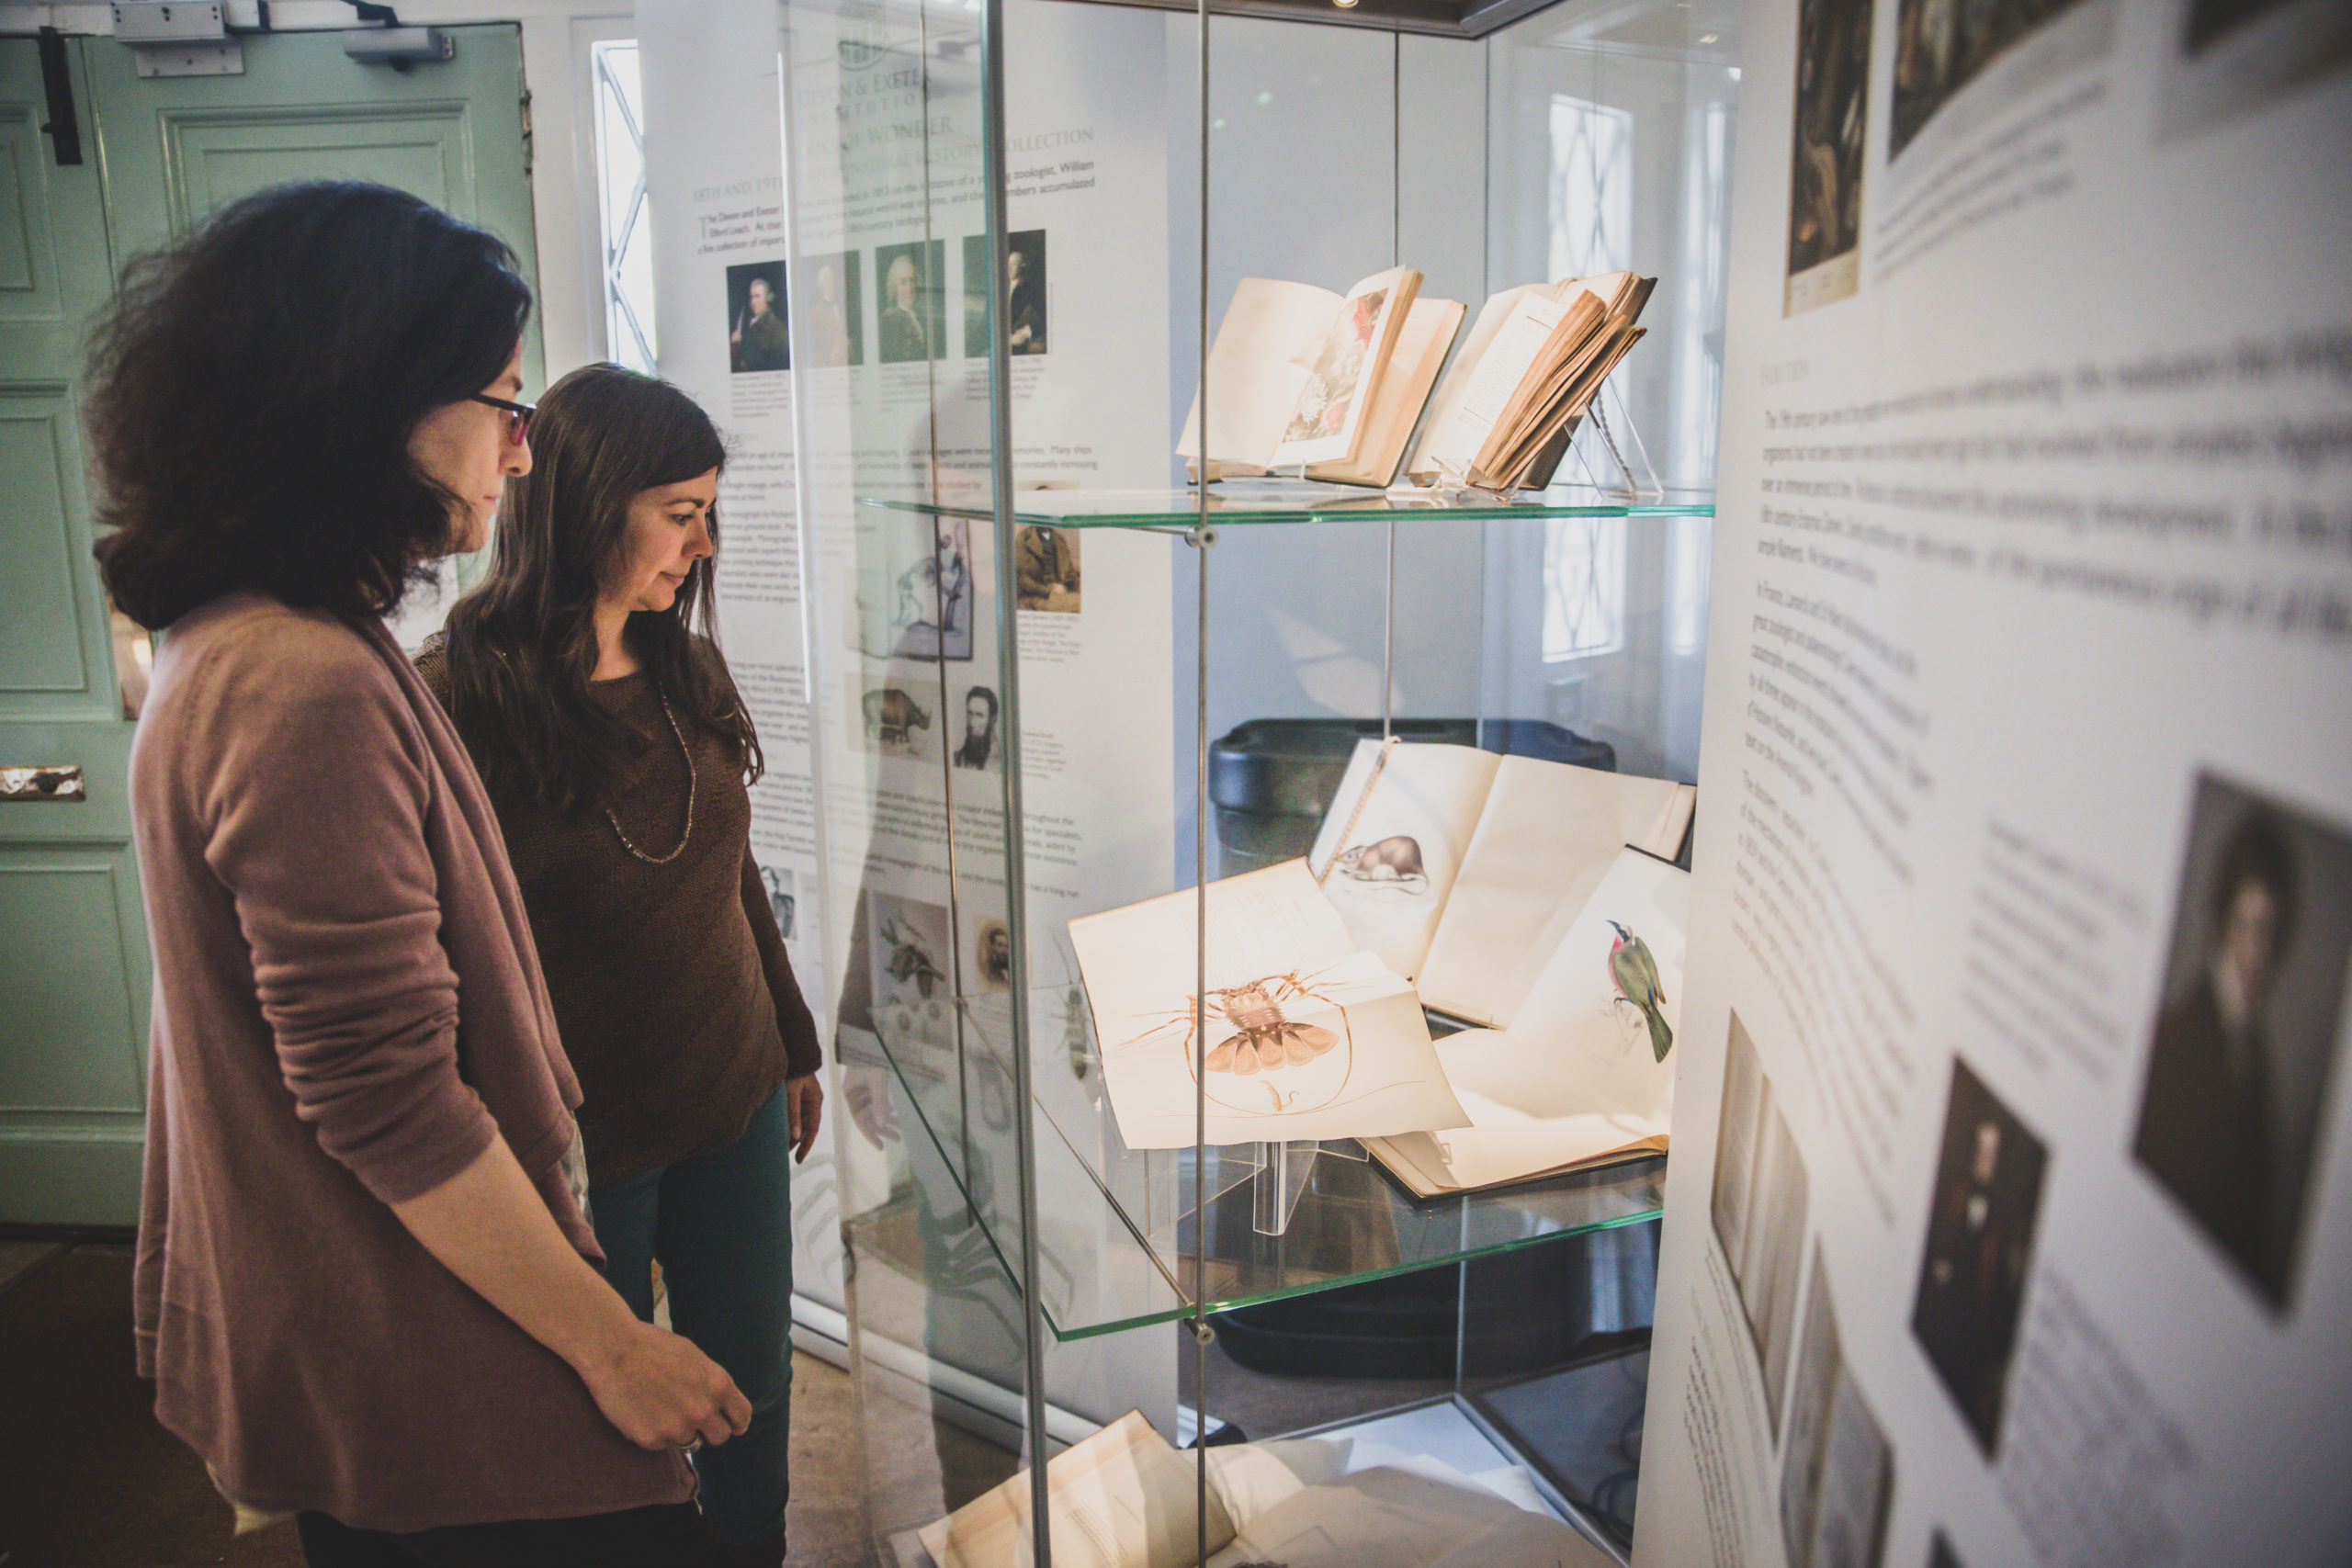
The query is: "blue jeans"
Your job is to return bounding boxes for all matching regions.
[590,1088,795,1547]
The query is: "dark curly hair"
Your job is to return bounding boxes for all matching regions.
[87,181,533,629]
[435,364,761,814]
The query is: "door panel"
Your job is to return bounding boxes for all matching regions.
[0,391,96,694]
[0,854,146,1111]
[85,27,546,385]
[0,27,542,1224]
[0,37,138,1224]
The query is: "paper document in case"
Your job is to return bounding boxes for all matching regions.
[1312,739,1694,1028]
[1203,1463,1616,1568]
[1306,739,1505,982]
[1068,861,1468,1150]
[1366,846,1688,1195]
[918,1411,1231,1568]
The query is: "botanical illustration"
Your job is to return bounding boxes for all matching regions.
[1281,288,1385,446]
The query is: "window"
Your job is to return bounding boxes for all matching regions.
[591,39,657,374]
[1542,514,1626,662]
[1548,94,1634,284]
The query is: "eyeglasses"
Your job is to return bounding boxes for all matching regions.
[469,393,536,445]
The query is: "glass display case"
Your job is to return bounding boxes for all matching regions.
[774,0,1738,1560]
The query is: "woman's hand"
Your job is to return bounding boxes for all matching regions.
[785,1072,824,1163]
[387,1135,750,1452]
[577,1318,753,1451]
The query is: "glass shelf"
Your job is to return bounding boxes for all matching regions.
[858,481,1715,531]
[860,987,1667,1343]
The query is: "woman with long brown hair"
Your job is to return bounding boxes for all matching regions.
[420,364,822,1568]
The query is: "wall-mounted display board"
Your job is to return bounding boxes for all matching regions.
[1635,3,2352,1565]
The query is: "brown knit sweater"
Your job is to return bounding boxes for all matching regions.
[416,643,820,1184]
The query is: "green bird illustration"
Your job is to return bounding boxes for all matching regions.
[1607,920,1674,1063]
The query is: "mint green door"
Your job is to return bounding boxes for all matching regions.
[0,27,539,1224]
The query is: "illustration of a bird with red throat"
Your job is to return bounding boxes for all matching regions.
[1607,920,1673,1063]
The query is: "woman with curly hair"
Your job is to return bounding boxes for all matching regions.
[98,181,746,1565]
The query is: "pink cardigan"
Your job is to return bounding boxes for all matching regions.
[129,592,693,1531]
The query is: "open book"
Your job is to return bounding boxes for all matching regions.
[1068,861,1468,1151]
[1177,269,1465,487]
[1405,271,1656,491]
[1305,739,1695,1029]
[917,1411,1613,1568]
[1363,846,1687,1196]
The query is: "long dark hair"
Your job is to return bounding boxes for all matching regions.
[88,181,532,629]
[437,364,761,813]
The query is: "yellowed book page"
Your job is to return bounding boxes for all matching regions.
[920,1411,1232,1568]
[1371,850,1688,1191]
[1467,291,1606,479]
[1307,297,1463,486]
[1271,266,1421,469]
[1069,863,1469,1149]
[1177,277,1341,472]
[1472,309,1627,488]
[1404,283,1565,480]
[1416,756,1686,1026]
[1305,739,1502,982]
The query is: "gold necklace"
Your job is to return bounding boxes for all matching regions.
[605,684,695,864]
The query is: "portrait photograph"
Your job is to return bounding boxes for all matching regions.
[874,238,946,364]
[1909,1056,2047,1457]
[974,916,1013,994]
[2132,772,2352,1313]
[952,682,1001,773]
[1890,0,2094,158]
[1780,1248,1895,1568]
[758,861,797,942]
[1013,523,1080,613]
[2160,0,2352,137]
[1711,1012,1812,1438]
[963,229,1048,358]
[725,259,789,374]
[1786,0,1871,314]
[798,249,863,367]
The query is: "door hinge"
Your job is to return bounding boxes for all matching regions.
[36,28,83,166]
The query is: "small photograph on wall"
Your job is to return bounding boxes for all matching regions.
[963,230,1048,357]
[758,861,797,942]
[1780,1247,1895,1568]
[726,260,789,373]
[1785,0,1871,315]
[1013,523,1080,612]
[854,675,934,761]
[1909,1056,2047,1457]
[875,238,947,363]
[973,916,1013,994]
[951,682,1002,773]
[2132,772,2352,1313]
[1888,0,2099,160]
[869,891,955,1051]
[1710,1011,1811,1438]
[798,250,863,367]
[2159,0,2352,138]
[894,515,975,660]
